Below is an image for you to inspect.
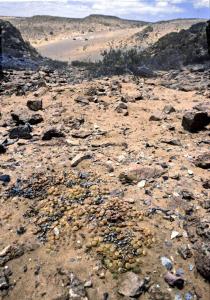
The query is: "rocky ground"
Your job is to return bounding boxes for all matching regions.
[0,62,210,299]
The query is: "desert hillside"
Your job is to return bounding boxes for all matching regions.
[0,16,210,300]
[2,15,206,63]
[2,14,147,45]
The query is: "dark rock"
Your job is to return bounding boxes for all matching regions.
[11,112,43,125]
[0,271,9,290]
[164,272,184,289]
[0,175,11,183]
[203,180,210,189]
[195,242,210,281]
[9,124,32,139]
[180,190,194,201]
[194,153,210,169]
[16,226,26,235]
[0,19,41,70]
[202,200,210,209]
[196,220,210,241]
[27,99,43,111]
[42,129,65,141]
[118,272,150,297]
[0,144,6,154]
[28,114,44,125]
[182,111,210,132]
[162,139,181,146]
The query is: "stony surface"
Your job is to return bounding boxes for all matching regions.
[0,65,209,299]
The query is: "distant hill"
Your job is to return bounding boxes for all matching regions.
[128,18,206,50]
[2,14,148,45]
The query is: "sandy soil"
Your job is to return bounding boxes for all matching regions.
[0,71,209,299]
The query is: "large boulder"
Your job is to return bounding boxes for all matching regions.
[182,110,210,132]
[0,19,41,70]
[195,242,210,281]
[9,124,32,139]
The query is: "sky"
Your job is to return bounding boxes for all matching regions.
[0,0,209,21]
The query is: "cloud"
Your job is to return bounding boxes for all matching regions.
[0,0,208,19]
[192,0,209,8]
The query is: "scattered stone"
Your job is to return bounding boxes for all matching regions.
[195,242,210,281]
[118,272,150,297]
[194,153,210,169]
[0,144,6,154]
[0,244,24,267]
[178,245,192,260]
[28,114,44,125]
[11,111,43,125]
[75,96,89,106]
[42,128,65,140]
[71,153,92,167]
[16,226,26,235]
[84,280,92,288]
[137,180,146,188]
[176,268,184,277]
[149,284,172,300]
[68,272,88,300]
[119,165,165,184]
[185,292,193,300]
[161,257,173,270]
[0,175,11,183]
[163,105,176,114]
[202,200,210,209]
[182,111,210,132]
[180,190,194,201]
[203,180,210,189]
[72,130,92,139]
[164,272,184,289]
[149,111,165,121]
[171,231,180,240]
[27,99,43,111]
[0,270,9,290]
[162,139,182,146]
[9,124,32,139]
[187,169,194,176]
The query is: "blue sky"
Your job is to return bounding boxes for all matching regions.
[0,0,209,21]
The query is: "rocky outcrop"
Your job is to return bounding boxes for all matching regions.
[0,19,67,70]
[140,22,209,70]
[0,19,41,69]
